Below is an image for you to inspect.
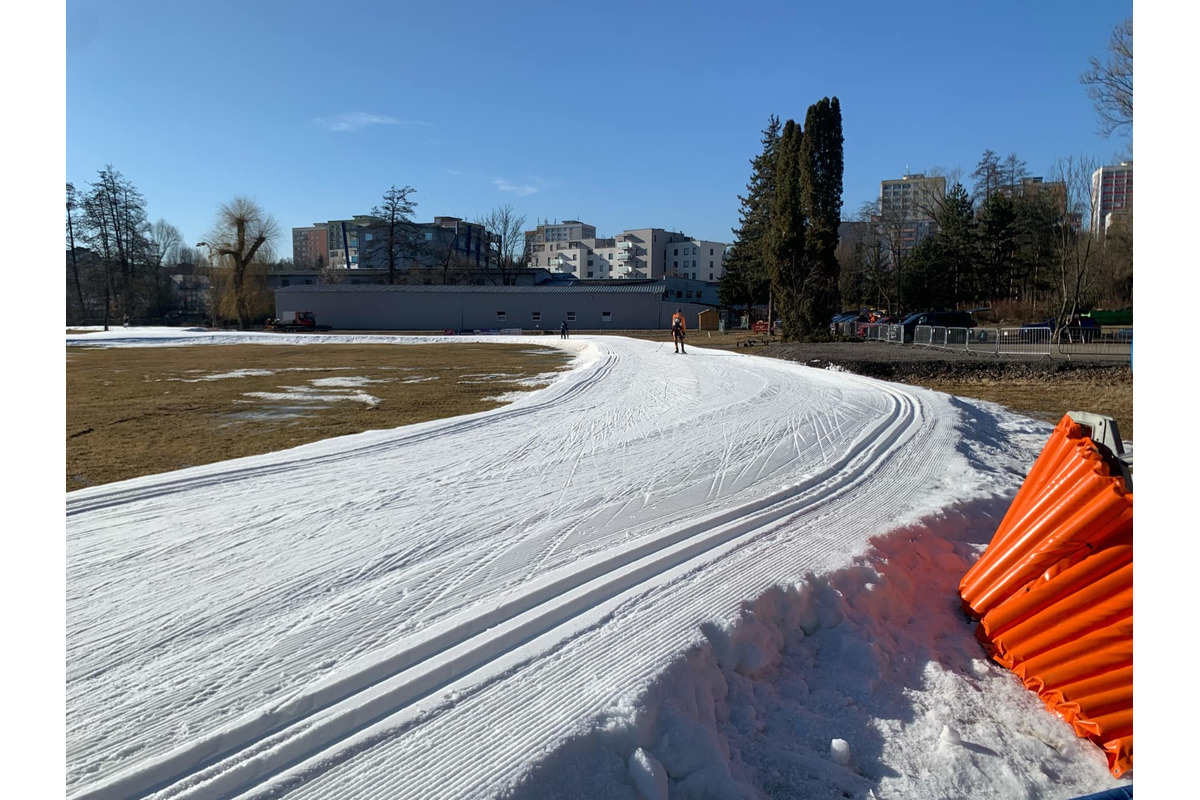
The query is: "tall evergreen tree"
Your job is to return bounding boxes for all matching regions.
[720,116,780,320]
[366,185,418,285]
[1002,153,1029,194]
[899,236,948,311]
[976,191,1018,300]
[970,149,1003,203]
[797,96,844,335]
[767,119,806,339]
[933,182,978,306]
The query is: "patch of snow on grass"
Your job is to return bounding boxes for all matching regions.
[242,387,381,406]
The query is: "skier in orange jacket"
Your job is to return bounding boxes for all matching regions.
[670,309,687,353]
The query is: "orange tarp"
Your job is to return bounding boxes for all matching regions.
[960,415,1133,778]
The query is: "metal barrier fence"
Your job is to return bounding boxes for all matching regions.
[858,323,1132,361]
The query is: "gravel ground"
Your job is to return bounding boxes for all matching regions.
[753,341,1134,441]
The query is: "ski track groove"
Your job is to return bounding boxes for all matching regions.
[67,338,970,800]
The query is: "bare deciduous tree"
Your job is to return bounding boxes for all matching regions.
[1048,155,1100,334]
[837,201,892,312]
[143,220,183,316]
[203,197,278,329]
[81,166,149,328]
[66,182,88,322]
[1080,18,1133,139]
[475,204,528,285]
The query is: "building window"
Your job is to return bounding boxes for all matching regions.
[497,311,507,321]
[709,273,714,280]
[674,248,678,256]
[587,271,594,277]
[710,248,714,255]
[601,311,612,322]
[567,311,576,321]
[532,311,541,321]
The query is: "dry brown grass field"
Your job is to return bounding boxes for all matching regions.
[65,333,1132,492]
[66,342,571,492]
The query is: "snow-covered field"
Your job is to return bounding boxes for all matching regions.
[65,329,1134,799]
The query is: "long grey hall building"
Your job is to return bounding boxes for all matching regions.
[274,281,716,332]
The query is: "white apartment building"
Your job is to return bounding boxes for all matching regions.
[661,237,727,282]
[526,222,727,282]
[1091,162,1133,238]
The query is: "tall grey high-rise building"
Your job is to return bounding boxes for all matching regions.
[877,173,946,259]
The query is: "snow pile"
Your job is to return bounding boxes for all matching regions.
[506,501,1115,799]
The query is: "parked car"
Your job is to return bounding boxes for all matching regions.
[829,312,864,334]
[1016,316,1101,343]
[896,310,976,342]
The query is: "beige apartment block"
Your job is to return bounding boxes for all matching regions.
[526,222,726,282]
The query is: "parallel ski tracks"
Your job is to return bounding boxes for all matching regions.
[68,362,925,800]
[65,341,619,518]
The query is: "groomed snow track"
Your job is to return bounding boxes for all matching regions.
[66,334,997,799]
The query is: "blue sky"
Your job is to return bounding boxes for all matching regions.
[63,0,1134,254]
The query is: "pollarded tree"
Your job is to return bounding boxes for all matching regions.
[203,197,279,329]
[798,96,844,335]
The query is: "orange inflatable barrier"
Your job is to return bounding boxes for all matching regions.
[976,537,1132,639]
[960,414,1133,778]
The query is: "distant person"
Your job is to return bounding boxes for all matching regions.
[671,308,687,354]
[560,320,569,339]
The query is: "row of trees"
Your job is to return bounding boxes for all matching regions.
[66,167,189,328]
[350,186,530,287]
[720,97,846,340]
[721,18,1132,337]
[67,169,533,329]
[837,150,1132,321]
[723,133,1131,335]
[66,165,282,329]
